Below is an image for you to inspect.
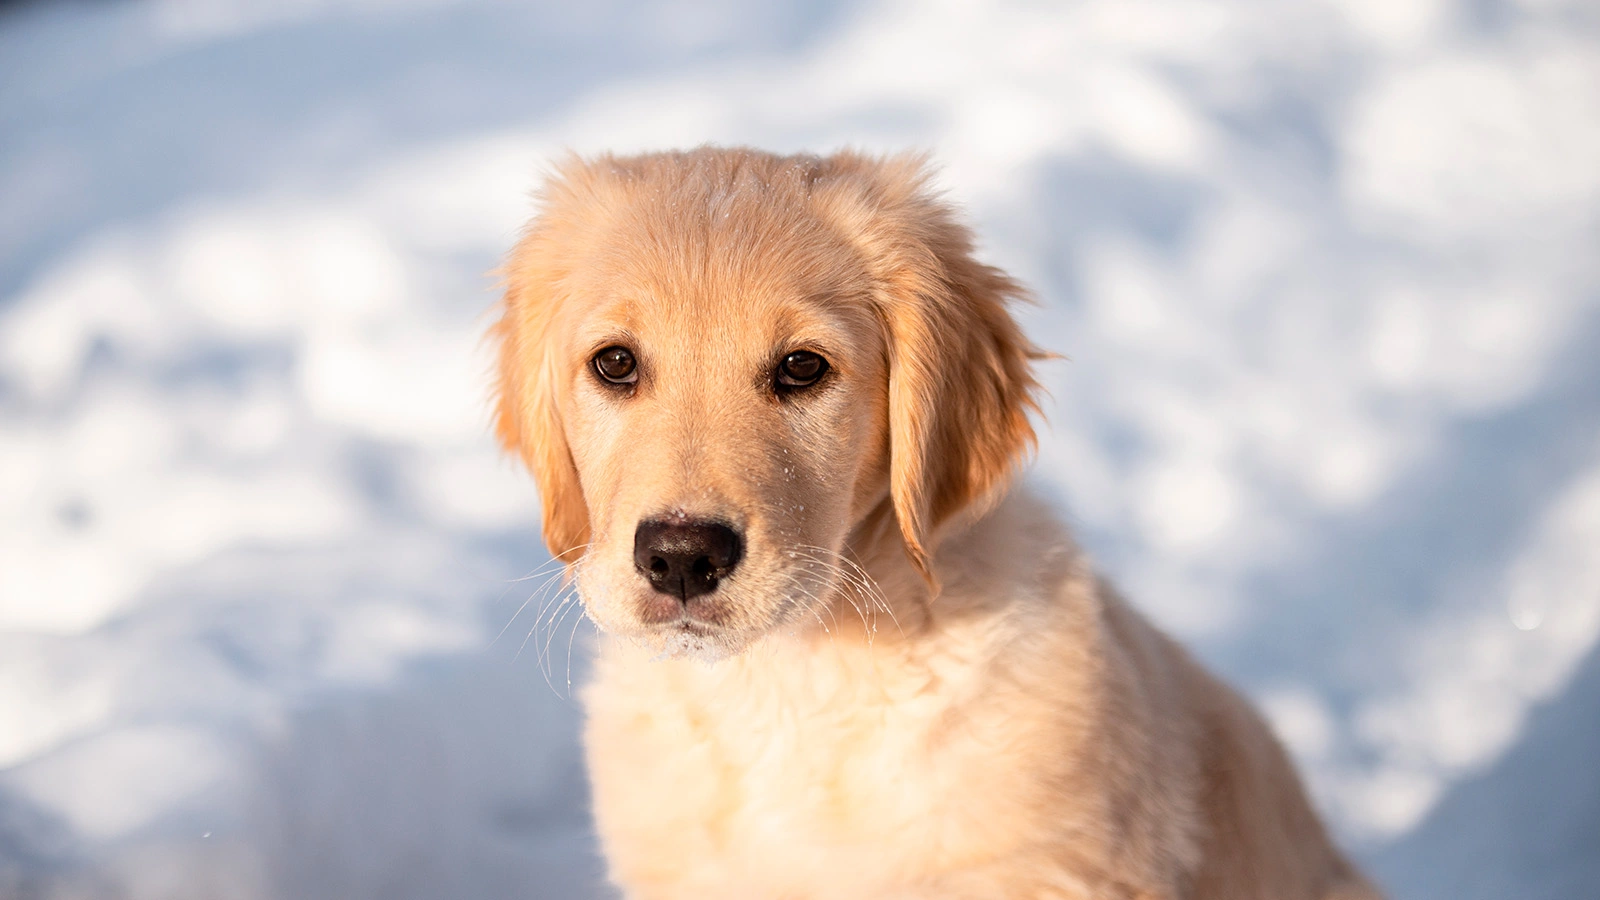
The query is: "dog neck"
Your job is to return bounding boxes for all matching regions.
[791,483,1074,651]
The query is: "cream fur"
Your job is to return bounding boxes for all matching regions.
[489,147,1383,899]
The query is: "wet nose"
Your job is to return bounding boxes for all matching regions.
[633,519,743,602]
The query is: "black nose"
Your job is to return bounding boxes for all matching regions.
[633,519,743,602]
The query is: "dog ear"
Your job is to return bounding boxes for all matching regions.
[818,153,1045,578]
[490,219,591,561]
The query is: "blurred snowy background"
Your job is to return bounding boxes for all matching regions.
[2,0,1598,897]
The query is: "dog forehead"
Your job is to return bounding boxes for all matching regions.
[571,242,871,347]
[580,168,862,283]
[548,167,886,365]
[577,288,860,361]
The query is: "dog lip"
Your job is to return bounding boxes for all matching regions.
[635,589,735,629]
[655,614,725,635]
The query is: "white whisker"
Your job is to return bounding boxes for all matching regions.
[784,543,899,643]
[493,566,571,647]
[543,594,583,686]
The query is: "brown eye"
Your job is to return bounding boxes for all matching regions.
[776,351,828,390]
[593,346,637,385]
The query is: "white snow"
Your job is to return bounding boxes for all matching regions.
[2,0,1598,897]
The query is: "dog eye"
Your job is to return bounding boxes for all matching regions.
[593,346,638,385]
[775,351,829,390]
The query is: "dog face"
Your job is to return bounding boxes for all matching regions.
[530,207,894,659]
[492,149,1040,660]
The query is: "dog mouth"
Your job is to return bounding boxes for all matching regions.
[577,538,856,658]
[637,614,747,663]
[606,574,815,660]
[633,586,737,630]
[634,608,722,633]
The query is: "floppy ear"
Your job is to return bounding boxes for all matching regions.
[490,222,591,560]
[819,153,1045,577]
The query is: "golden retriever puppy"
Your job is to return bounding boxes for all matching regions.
[490,147,1382,900]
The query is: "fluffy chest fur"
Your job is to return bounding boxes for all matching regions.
[586,630,1072,897]
[582,496,1142,899]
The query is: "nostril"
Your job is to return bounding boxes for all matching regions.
[633,518,745,603]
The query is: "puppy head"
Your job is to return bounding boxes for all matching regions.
[491,148,1041,660]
